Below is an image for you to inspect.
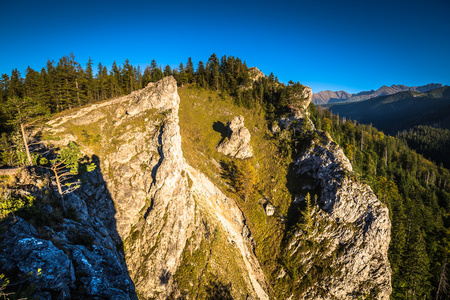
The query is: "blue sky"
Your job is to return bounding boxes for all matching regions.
[1,0,449,93]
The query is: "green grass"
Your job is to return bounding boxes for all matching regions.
[178,86,301,297]
[174,223,250,299]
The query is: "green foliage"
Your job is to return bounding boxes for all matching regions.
[0,194,35,220]
[0,273,11,299]
[302,193,313,233]
[51,142,82,175]
[0,132,27,166]
[4,97,49,129]
[221,159,258,201]
[398,125,450,169]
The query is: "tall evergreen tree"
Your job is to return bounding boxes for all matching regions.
[208,53,220,90]
[186,57,194,83]
[163,65,172,77]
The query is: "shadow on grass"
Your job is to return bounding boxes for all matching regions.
[213,121,231,144]
[205,279,234,300]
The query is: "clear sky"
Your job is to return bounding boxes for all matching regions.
[1,0,449,94]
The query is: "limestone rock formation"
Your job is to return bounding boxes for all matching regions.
[299,86,313,110]
[2,76,391,299]
[41,77,267,299]
[0,170,137,299]
[284,131,391,299]
[249,67,265,82]
[216,115,254,159]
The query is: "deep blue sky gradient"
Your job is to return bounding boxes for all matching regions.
[1,0,449,93]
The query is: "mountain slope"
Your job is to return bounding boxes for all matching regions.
[324,86,450,134]
[312,90,352,105]
[1,77,391,299]
[313,83,443,105]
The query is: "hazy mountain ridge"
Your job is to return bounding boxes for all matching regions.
[312,83,444,104]
[311,90,352,105]
[324,86,450,134]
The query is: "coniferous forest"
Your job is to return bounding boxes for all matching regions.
[1,54,450,299]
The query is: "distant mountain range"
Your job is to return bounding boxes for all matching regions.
[323,86,450,135]
[312,83,444,105]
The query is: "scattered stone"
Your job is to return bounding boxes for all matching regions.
[264,203,275,216]
[270,123,280,135]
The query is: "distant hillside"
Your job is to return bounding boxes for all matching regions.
[398,125,450,169]
[313,83,443,104]
[312,90,352,104]
[324,86,450,135]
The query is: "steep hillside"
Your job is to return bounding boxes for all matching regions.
[1,77,391,299]
[324,87,450,134]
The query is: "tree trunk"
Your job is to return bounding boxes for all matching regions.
[53,170,66,212]
[75,77,80,106]
[20,122,33,166]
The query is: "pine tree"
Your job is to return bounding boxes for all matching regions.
[48,142,95,212]
[234,159,258,201]
[84,57,95,103]
[163,65,172,77]
[186,57,194,83]
[4,97,48,166]
[208,53,220,90]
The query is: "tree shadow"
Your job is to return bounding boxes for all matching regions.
[0,148,138,299]
[283,155,321,244]
[205,279,234,300]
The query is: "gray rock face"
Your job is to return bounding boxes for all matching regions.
[299,86,313,110]
[264,203,275,216]
[217,115,254,159]
[288,131,392,299]
[45,77,267,299]
[0,216,136,299]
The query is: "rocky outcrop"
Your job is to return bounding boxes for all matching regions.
[0,169,137,299]
[216,115,254,159]
[284,131,391,299]
[2,76,391,299]
[41,77,266,299]
[249,67,265,82]
[299,86,313,111]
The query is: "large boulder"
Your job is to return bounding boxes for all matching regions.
[216,115,253,159]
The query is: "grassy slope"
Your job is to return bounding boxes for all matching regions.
[178,86,296,295]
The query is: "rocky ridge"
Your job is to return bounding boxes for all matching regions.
[0,169,137,299]
[312,90,352,105]
[1,76,391,299]
[42,76,268,299]
[274,104,391,298]
[313,83,443,104]
[290,133,391,299]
